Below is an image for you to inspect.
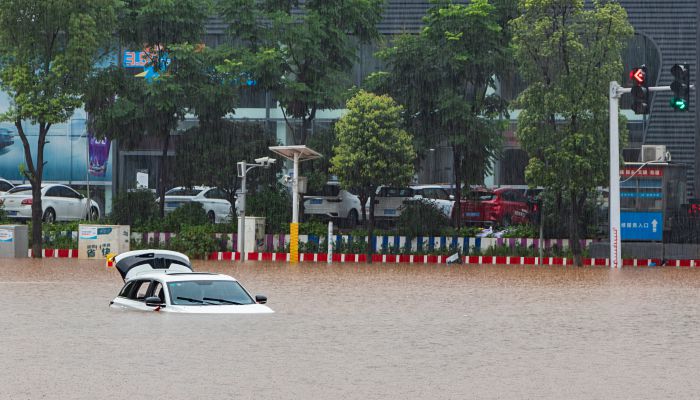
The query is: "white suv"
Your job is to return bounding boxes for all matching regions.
[303,181,362,227]
[369,185,454,220]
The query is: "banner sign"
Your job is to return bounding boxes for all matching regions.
[88,133,111,177]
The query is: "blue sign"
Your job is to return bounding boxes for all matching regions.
[621,211,663,241]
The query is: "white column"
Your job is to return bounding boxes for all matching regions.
[292,153,299,223]
[609,81,621,269]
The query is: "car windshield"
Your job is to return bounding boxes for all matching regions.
[166,188,203,196]
[167,280,255,306]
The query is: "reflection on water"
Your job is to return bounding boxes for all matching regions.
[1,259,700,399]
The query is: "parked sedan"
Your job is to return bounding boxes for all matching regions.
[161,186,233,223]
[0,183,100,222]
[109,250,273,314]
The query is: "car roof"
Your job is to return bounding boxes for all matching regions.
[167,186,211,191]
[410,185,447,190]
[131,272,238,283]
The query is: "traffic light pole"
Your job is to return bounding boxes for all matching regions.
[609,81,693,268]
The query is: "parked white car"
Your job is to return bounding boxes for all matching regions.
[303,181,362,227]
[410,185,455,219]
[161,186,233,223]
[0,183,100,222]
[369,185,455,220]
[109,250,273,314]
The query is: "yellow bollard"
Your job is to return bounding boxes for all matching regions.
[290,222,299,264]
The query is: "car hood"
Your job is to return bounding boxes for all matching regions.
[164,304,274,314]
[115,250,193,281]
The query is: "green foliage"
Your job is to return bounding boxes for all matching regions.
[110,190,159,227]
[164,202,209,232]
[300,220,328,237]
[371,0,514,188]
[510,0,633,254]
[0,0,120,254]
[501,224,538,238]
[85,0,214,218]
[396,199,450,237]
[174,120,280,200]
[330,90,415,234]
[217,0,384,144]
[247,186,292,234]
[169,224,218,259]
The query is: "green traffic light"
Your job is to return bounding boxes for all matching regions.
[670,96,688,110]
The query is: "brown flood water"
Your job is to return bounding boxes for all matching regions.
[1,259,700,399]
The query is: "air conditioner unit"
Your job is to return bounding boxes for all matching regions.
[641,145,667,162]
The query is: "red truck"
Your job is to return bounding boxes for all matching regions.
[458,187,530,226]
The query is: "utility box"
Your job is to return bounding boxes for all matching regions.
[237,217,266,253]
[0,225,28,258]
[78,225,130,260]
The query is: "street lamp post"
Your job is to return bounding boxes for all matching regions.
[269,146,322,264]
[237,157,276,260]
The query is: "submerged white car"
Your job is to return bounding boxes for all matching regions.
[109,250,273,314]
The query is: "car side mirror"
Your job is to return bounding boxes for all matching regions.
[255,295,267,304]
[449,195,454,200]
[145,296,165,307]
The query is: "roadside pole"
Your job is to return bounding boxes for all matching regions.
[609,82,677,268]
[238,161,247,261]
[327,220,333,264]
[609,82,626,269]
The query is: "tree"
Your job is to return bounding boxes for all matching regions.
[511,0,633,264]
[173,120,281,205]
[0,0,119,257]
[370,0,514,226]
[330,90,414,253]
[218,0,385,145]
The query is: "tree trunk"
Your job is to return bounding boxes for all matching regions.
[452,144,462,228]
[158,133,171,218]
[359,194,368,229]
[16,120,47,258]
[569,189,582,266]
[367,193,376,263]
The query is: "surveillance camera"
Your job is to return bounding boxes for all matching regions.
[255,156,276,166]
[283,175,292,184]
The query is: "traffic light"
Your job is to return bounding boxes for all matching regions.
[630,66,649,114]
[670,63,690,111]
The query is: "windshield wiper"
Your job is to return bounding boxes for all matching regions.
[177,296,215,305]
[203,297,245,305]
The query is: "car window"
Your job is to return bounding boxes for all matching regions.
[205,188,227,199]
[381,187,412,197]
[132,280,152,301]
[45,187,60,197]
[166,188,203,196]
[0,181,12,192]
[8,186,31,194]
[119,281,135,298]
[316,185,340,197]
[61,186,81,199]
[152,281,164,302]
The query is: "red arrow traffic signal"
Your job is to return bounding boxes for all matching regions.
[630,68,646,85]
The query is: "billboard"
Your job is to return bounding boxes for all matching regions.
[0,116,113,183]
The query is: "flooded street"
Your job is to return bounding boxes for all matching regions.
[2,260,700,399]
